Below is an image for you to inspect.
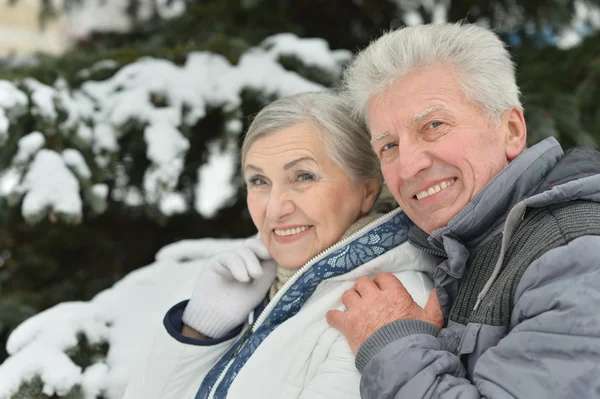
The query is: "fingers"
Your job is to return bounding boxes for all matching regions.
[424,289,444,330]
[245,237,271,260]
[354,276,378,297]
[341,289,361,310]
[215,252,251,282]
[237,247,263,279]
[373,272,405,291]
[326,309,347,331]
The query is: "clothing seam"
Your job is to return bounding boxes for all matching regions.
[573,148,600,166]
[461,144,559,237]
[547,172,594,186]
[546,207,568,243]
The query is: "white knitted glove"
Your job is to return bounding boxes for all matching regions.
[182,236,277,339]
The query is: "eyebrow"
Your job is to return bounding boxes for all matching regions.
[412,106,453,122]
[245,164,263,173]
[371,106,454,143]
[244,156,316,174]
[284,156,316,170]
[371,132,390,144]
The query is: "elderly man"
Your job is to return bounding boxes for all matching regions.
[327,23,600,398]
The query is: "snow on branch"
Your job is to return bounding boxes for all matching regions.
[0,81,28,144]
[0,237,247,399]
[0,33,345,223]
[17,149,82,224]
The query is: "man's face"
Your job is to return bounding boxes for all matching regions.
[367,63,525,234]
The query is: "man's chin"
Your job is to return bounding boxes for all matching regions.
[411,213,454,235]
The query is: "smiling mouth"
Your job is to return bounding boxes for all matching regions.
[415,178,456,200]
[273,225,312,237]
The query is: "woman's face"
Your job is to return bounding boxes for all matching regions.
[244,122,379,270]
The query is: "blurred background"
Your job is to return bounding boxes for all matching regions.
[0,0,599,368]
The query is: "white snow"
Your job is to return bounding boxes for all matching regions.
[0,237,248,399]
[92,124,119,152]
[13,132,45,164]
[74,34,333,216]
[0,168,21,197]
[65,0,186,39]
[0,81,28,142]
[556,28,583,49]
[195,140,239,218]
[76,123,94,145]
[23,79,58,121]
[261,33,352,74]
[18,149,82,222]
[555,0,600,49]
[0,33,345,220]
[78,59,119,79]
[404,10,424,26]
[124,187,144,207]
[144,122,189,166]
[0,81,28,111]
[225,119,243,135]
[159,192,187,216]
[91,184,109,200]
[0,109,8,142]
[63,149,92,180]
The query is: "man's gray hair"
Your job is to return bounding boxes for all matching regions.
[241,91,382,183]
[343,23,522,125]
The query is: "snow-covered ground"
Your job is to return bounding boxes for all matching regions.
[0,237,247,399]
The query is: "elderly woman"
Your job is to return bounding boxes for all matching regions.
[123,92,438,399]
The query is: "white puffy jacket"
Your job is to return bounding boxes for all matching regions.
[123,209,438,399]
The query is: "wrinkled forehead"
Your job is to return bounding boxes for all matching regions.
[244,125,327,172]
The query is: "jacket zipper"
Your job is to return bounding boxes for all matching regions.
[207,327,252,398]
[407,238,446,258]
[208,207,402,397]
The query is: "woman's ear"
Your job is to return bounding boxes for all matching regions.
[360,178,382,214]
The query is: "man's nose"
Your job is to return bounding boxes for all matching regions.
[396,138,433,181]
[265,186,295,221]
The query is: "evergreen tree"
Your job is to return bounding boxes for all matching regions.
[0,2,598,394]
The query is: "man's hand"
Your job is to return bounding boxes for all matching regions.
[326,272,443,355]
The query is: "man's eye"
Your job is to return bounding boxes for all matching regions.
[381,142,398,153]
[429,121,444,129]
[297,173,315,182]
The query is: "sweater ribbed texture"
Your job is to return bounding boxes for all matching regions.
[451,200,600,327]
[355,319,439,373]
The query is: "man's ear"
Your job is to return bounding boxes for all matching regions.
[503,108,527,161]
[360,178,382,214]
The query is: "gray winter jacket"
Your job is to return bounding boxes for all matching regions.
[357,137,600,399]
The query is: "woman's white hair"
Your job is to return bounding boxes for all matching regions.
[343,23,522,126]
[241,91,382,184]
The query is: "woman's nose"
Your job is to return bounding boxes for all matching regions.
[265,188,295,221]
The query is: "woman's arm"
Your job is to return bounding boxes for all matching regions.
[122,300,243,399]
[181,323,210,340]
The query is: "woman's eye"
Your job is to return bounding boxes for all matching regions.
[249,177,267,186]
[297,173,315,182]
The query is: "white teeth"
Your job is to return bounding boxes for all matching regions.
[274,225,310,237]
[416,178,455,200]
